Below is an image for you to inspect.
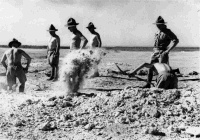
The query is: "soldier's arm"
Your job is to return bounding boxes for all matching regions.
[79,31,88,49]
[20,50,31,69]
[128,63,153,77]
[1,53,7,70]
[47,46,49,56]
[55,36,60,55]
[165,29,179,53]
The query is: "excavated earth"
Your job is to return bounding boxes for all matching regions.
[0,49,199,140]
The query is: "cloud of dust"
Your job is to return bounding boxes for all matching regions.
[59,48,105,94]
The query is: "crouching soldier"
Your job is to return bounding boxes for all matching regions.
[128,62,178,89]
[1,38,31,92]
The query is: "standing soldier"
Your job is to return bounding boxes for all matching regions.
[47,24,60,81]
[65,18,88,50]
[63,18,88,94]
[1,38,31,92]
[143,16,179,88]
[86,22,102,49]
[86,22,102,77]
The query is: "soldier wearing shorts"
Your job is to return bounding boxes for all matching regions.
[1,39,31,92]
[128,62,178,89]
[144,16,179,88]
[47,24,60,81]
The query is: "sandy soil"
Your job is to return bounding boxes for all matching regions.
[0,48,199,140]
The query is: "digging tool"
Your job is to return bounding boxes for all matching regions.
[114,63,155,87]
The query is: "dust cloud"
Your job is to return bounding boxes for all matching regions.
[59,48,105,94]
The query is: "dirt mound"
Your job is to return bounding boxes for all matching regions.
[1,86,200,140]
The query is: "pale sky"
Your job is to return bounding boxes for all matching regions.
[0,0,199,47]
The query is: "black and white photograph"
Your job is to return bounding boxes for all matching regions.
[0,0,199,139]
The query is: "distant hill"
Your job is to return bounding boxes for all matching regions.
[0,45,199,51]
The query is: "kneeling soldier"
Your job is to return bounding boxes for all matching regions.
[128,62,178,89]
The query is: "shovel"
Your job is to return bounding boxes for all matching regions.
[114,63,155,87]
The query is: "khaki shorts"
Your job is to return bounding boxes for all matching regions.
[6,66,27,87]
[47,51,59,66]
[156,72,178,89]
[151,48,169,64]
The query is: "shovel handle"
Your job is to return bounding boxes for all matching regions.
[115,63,155,87]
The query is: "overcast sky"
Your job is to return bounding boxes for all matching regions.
[0,0,199,47]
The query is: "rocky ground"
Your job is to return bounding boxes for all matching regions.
[0,49,199,140]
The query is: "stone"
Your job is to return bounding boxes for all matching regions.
[106,92,111,96]
[114,111,120,117]
[44,101,56,107]
[25,99,33,105]
[58,95,65,99]
[183,91,192,97]
[79,119,88,126]
[153,110,161,118]
[73,121,79,127]
[26,113,32,117]
[39,121,57,131]
[64,96,73,101]
[118,116,129,124]
[60,101,73,108]
[60,114,73,121]
[179,123,186,130]
[13,119,25,127]
[185,127,200,136]
[64,122,71,128]
[84,123,95,131]
[48,96,57,101]
[150,127,166,136]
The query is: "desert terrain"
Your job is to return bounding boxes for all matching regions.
[0,48,199,140]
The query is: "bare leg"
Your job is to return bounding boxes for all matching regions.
[143,57,158,88]
[47,66,54,80]
[64,74,73,95]
[53,66,59,81]
[7,69,16,92]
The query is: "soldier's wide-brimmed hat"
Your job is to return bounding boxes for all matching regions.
[153,16,167,24]
[47,24,58,31]
[8,38,21,48]
[86,22,96,29]
[65,18,79,27]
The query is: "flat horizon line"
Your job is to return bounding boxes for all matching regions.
[0,45,199,48]
[0,45,199,52]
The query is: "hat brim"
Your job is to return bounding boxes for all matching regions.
[153,22,167,24]
[8,41,21,47]
[47,29,58,31]
[86,26,96,29]
[65,23,79,27]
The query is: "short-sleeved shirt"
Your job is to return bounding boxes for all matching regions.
[154,28,178,50]
[70,33,82,50]
[48,37,58,51]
